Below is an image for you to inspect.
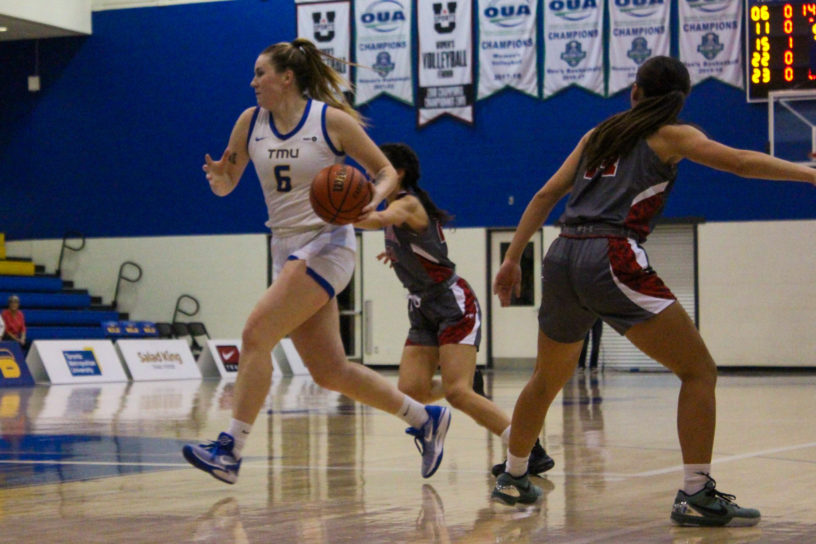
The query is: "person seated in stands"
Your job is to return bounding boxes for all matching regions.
[2,295,26,348]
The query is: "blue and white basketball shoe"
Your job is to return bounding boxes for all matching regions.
[182,432,242,484]
[406,406,451,478]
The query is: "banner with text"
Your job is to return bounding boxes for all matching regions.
[297,0,352,91]
[542,0,604,98]
[477,0,538,100]
[354,0,414,105]
[116,339,201,381]
[608,0,671,96]
[417,0,474,127]
[679,0,742,88]
[26,340,127,384]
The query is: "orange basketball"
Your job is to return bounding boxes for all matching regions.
[309,164,373,225]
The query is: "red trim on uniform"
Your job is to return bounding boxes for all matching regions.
[623,192,665,239]
[607,239,675,300]
[417,255,454,284]
[439,279,478,345]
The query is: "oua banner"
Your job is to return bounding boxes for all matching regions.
[607,0,671,96]
[679,0,742,88]
[353,0,414,105]
[542,0,604,98]
[477,0,538,100]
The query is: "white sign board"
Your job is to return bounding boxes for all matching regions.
[197,339,307,379]
[197,339,244,379]
[26,340,128,384]
[116,339,201,381]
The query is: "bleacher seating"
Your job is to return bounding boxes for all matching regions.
[0,235,160,342]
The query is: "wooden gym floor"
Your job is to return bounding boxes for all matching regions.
[0,369,814,543]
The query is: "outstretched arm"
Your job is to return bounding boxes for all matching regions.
[656,124,816,185]
[493,132,589,306]
[354,195,428,231]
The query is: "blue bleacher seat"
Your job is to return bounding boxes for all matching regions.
[0,291,91,309]
[27,326,108,341]
[0,275,63,292]
[25,309,120,326]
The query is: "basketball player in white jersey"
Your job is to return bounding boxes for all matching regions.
[182,39,451,484]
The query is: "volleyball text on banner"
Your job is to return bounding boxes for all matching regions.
[354,0,414,105]
[607,0,670,96]
[416,0,474,127]
[542,0,604,98]
[477,0,538,100]
[296,0,352,91]
[678,0,742,88]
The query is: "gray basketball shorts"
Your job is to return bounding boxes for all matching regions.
[406,277,482,348]
[538,235,676,343]
[270,224,356,298]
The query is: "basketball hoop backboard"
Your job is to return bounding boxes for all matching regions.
[768,89,816,167]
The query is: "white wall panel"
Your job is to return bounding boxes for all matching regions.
[92,0,231,10]
[699,220,816,367]
[0,0,91,35]
[8,219,816,368]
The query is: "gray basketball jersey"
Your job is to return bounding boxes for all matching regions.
[559,137,678,241]
[247,99,344,231]
[384,192,457,295]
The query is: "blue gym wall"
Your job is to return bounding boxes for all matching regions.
[1,0,814,241]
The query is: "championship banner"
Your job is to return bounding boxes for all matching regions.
[417,0,475,127]
[542,0,604,98]
[296,0,352,90]
[353,0,414,105]
[678,0,742,88]
[477,0,538,100]
[607,0,671,96]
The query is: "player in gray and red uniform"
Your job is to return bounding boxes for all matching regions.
[491,56,816,526]
[357,143,555,478]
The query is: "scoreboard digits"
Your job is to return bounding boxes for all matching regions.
[746,1,816,101]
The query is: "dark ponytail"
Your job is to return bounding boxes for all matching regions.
[379,143,454,226]
[584,56,691,171]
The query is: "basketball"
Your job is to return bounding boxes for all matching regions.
[309,164,373,225]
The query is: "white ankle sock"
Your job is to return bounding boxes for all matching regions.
[227,418,252,459]
[397,395,429,429]
[506,450,529,477]
[683,464,711,495]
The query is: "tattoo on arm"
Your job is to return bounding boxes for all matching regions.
[228,152,237,165]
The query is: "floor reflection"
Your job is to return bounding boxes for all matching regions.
[0,371,814,543]
[190,497,248,544]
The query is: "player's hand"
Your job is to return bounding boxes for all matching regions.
[203,149,235,195]
[203,149,229,181]
[376,251,394,268]
[493,260,522,307]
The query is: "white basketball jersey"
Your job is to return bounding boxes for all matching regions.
[247,99,345,230]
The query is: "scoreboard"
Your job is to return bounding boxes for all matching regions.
[747,1,816,101]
